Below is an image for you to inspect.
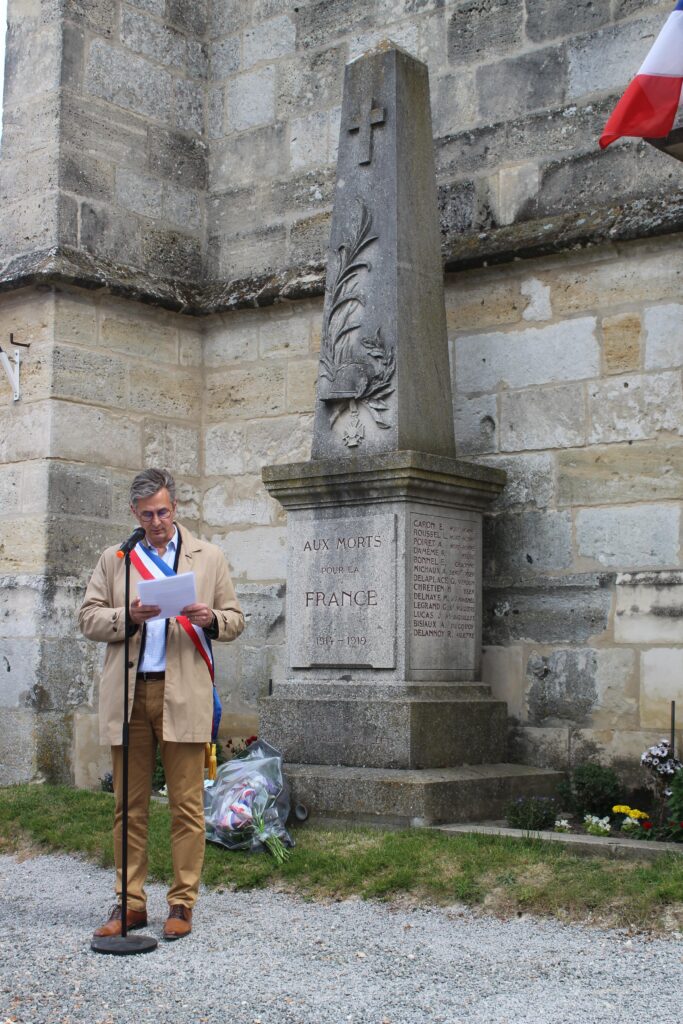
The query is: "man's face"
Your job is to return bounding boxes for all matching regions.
[131,487,176,549]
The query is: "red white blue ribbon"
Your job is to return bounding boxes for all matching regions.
[130,542,215,681]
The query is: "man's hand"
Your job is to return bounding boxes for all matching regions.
[130,597,161,625]
[181,603,215,629]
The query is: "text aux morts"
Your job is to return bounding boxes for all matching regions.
[303,532,381,608]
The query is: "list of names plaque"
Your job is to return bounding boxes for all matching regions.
[409,513,478,673]
[289,513,396,669]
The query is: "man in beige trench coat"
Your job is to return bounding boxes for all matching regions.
[79,468,245,940]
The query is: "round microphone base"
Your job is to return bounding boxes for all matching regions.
[91,933,158,956]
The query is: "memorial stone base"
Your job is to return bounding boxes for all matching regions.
[261,453,560,825]
[281,763,560,829]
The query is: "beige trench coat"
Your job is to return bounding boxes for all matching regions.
[79,523,245,746]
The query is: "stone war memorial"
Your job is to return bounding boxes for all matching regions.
[1,2,682,805]
[260,42,558,822]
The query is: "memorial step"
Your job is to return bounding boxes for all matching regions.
[284,762,562,827]
[270,681,495,701]
[259,692,508,769]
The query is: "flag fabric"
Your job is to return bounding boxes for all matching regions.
[599,1,683,149]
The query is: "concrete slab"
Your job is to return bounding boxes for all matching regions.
[434,822,683,860]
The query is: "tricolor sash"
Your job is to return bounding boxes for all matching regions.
[130,541,222,742]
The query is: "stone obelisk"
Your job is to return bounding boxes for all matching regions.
[261,44,559,824]
[311,43,454,459]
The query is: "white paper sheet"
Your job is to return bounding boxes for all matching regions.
[137,572,197,621]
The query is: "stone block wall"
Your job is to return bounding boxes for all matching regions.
[0,3,62,263]
[3,1,681,305]
[204,0,680,291]
[0,283,312,785]
[0,285,204,786]
[2,0,208,285]
[3,232,683,787]
[199,300,320,715]
[0,290,53,783]
[449,235,683,783]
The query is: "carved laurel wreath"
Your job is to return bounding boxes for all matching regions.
[318,200,395,440]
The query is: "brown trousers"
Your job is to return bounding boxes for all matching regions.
[111,679,206,911]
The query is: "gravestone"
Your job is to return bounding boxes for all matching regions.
[261,44,559,824]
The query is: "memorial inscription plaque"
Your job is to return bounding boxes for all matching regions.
[289,513,397,669]
[409,512,479,673]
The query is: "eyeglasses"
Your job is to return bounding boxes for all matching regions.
[137,508,173,523]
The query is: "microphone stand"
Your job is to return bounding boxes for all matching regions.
[91,546,157,956]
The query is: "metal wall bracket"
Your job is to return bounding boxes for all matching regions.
[0,335,29,402]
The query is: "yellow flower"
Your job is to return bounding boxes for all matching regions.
[613,804,649,819]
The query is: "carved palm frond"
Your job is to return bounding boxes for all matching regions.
[318,200,396,441]
[318,353,335,382]
[321,200,378,366]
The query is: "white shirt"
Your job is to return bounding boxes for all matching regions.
[138,527,178,673]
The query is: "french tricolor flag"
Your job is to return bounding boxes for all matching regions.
[600,1,683,149]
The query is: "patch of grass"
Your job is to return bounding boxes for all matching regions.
[1,785,682,932]
[0,784,116,866]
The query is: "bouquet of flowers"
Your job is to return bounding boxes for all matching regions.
[641,739,682,796]
[204,739,294,864]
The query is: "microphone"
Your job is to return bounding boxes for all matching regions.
[116,527,146,559]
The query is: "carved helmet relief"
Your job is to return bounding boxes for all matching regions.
[318,199,396,447]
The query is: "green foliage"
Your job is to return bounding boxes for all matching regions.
[668,767,683,822]
[152,748,166,792]
[555,775,573,810]
[505,795,557,831]
[568,763,621,818]
[631,821,683,843]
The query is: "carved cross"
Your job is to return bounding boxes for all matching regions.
[346,98,386,165]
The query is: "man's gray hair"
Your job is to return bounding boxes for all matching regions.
[130,468,176,507]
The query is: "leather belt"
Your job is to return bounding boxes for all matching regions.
[136,671,165,681]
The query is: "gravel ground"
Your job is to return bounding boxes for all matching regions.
[1,852,682,1024]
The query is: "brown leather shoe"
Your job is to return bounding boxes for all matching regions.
[93,904,148,938]
[163,904,192,940]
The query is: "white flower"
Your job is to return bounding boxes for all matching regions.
[583,813,611,836]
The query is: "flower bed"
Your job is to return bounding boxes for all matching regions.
[550,806,683,843]
[506,739,683,845]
